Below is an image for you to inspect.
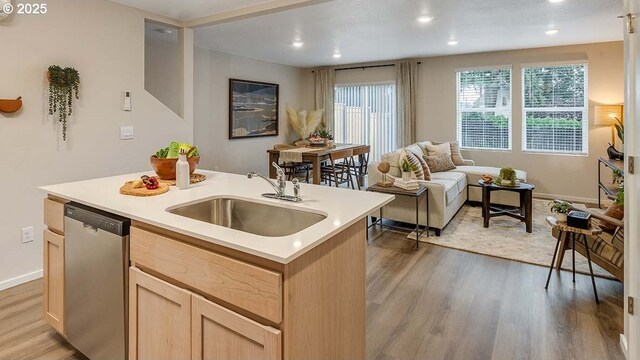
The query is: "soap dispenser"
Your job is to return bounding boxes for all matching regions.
[176,149,190,190]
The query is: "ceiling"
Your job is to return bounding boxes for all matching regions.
[194,0,623,67]
[111,0,271,20]
[112,0,624,68]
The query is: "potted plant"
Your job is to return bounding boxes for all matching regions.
[316,127,334,146]
[48,65,80,141]
[549,200,572,222]
[494,167,518,186]
[400,159,416,181]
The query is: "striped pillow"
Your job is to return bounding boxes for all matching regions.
[399,149,425,180]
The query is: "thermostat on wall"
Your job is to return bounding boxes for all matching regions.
[123,91,131,111]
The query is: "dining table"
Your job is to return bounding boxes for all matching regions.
[267,143,369,185]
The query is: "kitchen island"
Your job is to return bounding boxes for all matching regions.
[40,170,393,360]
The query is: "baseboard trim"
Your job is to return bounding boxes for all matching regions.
[533,192,600,205]
[620,334,628,359]
[0,270,43,291]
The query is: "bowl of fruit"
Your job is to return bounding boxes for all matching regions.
[151,141,200,180]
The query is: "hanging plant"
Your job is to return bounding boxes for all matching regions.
[48,65,80,141]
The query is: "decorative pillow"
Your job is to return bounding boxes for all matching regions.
[424,153,456,173]
[399,150,425,180]
[448,141,466,166]
[426,142,452,157]
[382,149,404,177]
[416,141,433,155]
[599,203,624,233]
[404,145,431,180]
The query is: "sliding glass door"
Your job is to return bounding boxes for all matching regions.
[334,83,397,162]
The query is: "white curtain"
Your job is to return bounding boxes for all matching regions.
[314,68,336,133]
[396,61,418,146]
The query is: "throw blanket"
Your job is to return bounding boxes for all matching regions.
[279,147,316,163]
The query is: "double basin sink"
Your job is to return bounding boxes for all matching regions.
[168,198,326,237]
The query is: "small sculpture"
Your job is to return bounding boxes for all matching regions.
[376,161,393,187]
[607,143,624,161]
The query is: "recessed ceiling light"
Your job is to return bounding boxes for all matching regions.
[545,29,559,35]
[292,41,304,47]
[155,28,173,34]
[333,53,342,58]
[448,40,458,46]
[417,15,433,23]
[548,0,563,3]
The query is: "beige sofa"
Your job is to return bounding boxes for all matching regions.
[368,144,527,236]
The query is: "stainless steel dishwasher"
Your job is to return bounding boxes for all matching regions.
[64,202,130,360]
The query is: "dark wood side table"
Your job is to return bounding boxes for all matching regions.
[366,184,429,249]
[478,180,535,233]
[544,216,602,304]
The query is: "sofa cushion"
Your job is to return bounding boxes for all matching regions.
[382,149,404,177]
[426,142,452,157]
[399,150,425,180]
[429,171,467,204]
[448,141,466,166]
[416,141,433,155]
[425,154,456,173]
[405,144,431,180]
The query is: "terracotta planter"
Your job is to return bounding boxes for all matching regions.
[0,97,22,113]
[150,155,200,180]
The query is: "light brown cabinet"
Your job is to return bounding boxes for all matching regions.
[43,197,68,335]
[129,267,281,360]
[192,294,281,360]
[128,267,191,360]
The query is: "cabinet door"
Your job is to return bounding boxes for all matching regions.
[129,267,191,360]
[43,229,64,334]
[192,294,281,360]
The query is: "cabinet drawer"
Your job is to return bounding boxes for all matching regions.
[44,198,65,233]
[130,227,283,323]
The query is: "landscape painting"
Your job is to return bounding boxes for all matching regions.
[229,79,279,139]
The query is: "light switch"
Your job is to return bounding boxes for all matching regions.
[120,126,134,140]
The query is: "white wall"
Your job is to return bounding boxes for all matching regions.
[194,48,307,175]
[145,36,181,115]
[0,0,192,288]
[316,42,624,202]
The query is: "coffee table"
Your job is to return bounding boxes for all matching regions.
[478,180,535,233]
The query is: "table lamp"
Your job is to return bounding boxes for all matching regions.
[594,105,623,146]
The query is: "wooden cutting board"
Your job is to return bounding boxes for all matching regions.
[119,182,169,197]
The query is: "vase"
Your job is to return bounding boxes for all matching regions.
[402,172,411,181]
[556,213,568,222]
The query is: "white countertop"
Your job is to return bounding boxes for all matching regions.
[40,170,394,263]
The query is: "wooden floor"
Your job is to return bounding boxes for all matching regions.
[0,228,624,360]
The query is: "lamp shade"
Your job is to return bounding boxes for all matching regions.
[594,105,623,126]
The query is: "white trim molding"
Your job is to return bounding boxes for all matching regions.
[533,192,600,205]
[0,269,43,291]
[620,334,628,359]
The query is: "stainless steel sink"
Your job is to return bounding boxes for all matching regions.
[167,197,326,237]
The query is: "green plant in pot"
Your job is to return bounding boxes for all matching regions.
[549,200,572,222]
[494,167,518,186]
[400,158,416,181]
[48,65,80,141]
[316,127,334,146]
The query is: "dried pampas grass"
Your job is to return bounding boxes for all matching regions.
[286,105,324,140]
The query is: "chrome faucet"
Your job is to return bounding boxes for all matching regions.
[247,162,302,202]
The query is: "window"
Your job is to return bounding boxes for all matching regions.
[457,68,512,150]
[334,83,397,161]
[522,63,588,154]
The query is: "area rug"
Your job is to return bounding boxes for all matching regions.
[406,199,615,279]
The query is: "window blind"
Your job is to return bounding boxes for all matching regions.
[522,63,588,154]
[334,84,397,162]
[457,68,512,150]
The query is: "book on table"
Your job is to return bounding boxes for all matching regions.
[393,179,419,190]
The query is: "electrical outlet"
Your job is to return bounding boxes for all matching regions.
[21,226,34,243]
[120,126,134,140]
